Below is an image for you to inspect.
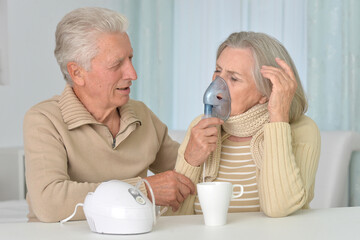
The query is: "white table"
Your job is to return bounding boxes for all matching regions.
[0,207,359,240]
[0,200,28,223]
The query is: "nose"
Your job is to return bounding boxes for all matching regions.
[124,60,137,81]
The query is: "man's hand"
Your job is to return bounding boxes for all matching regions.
[144,170,196,212]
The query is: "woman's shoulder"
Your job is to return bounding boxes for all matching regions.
[291,115,319,131]
[290,115,320,144]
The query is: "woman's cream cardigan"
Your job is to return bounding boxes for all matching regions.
[166,115,321,217]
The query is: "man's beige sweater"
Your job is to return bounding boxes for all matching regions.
[23,85,179,222]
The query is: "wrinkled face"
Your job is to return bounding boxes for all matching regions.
[213,47,266,116]
[81,32,137,109]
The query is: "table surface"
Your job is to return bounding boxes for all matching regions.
[0,207,359,240]
[0,200,28,223]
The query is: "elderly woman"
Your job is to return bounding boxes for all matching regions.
[168,32,320,217]
[23,7,194,222]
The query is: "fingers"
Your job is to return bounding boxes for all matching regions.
[261,58,297,85]
[191,118,221,143]
[260,59,297,92]
[275,58,296,80]
[191,124,218,139]
[175,171,196,194]
[261,65,288,84]
[197,117,224,129]
[184,117,222,166]
[172,172,196,211]
[260,67,288,91]
[144,171,196,212]
[260,58,297,123]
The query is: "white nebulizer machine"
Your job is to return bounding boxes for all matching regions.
[61,179,161,235]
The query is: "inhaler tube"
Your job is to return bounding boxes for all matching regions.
[204,104,213,119]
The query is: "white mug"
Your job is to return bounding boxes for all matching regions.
[197,182,244,226]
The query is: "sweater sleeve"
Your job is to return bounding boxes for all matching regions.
[148,109,180,174]
[259,116,321,217]
[164,116,203,216]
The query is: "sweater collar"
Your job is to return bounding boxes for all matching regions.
[59,84,141,130]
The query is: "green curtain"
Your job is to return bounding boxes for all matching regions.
[118,0,360,132]
[307,0,360,207]
[116,0,174,128]
[307,0,360,131]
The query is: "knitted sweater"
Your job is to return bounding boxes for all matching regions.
[23,85,179,222]
[166,114,320,217]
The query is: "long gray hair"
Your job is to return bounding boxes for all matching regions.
[54,7,128,84]
[217,32,307,123]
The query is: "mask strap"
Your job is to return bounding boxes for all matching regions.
[136,179,157,225]
[60,203,84,224]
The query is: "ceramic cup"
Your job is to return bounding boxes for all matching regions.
[197,182,244,226]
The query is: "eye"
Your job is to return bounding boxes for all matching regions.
[111,63,121,70]
[231,76,238,81]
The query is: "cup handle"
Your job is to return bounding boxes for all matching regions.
[232,184,244,199]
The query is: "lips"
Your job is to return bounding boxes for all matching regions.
[116,82,132,91]
[117,87,129,90]
[116,86,131,95]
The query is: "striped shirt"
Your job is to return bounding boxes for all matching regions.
[194,138,260,214]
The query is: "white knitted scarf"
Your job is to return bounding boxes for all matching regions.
[201,103,269,182]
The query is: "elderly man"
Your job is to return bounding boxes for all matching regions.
[23,7,195,222]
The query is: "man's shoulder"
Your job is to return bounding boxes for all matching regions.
[126,99,152,117]
[128,99,149,111]
[25,95,61,117]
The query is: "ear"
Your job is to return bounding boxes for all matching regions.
[67,62,85,86]
[259,95,268,104]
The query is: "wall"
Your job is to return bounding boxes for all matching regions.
[0,0,308,148]
[0,0,9,85]
[0,0,127,148]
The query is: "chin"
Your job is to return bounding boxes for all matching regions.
[116,97,130,107]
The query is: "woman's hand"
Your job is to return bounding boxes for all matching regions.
[260,58,298,123]
[184,117,223,167]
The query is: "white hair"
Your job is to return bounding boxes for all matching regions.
[54,7,129,84]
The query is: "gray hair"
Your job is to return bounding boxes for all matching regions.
[217,32,308,123]
[54,7,129,84]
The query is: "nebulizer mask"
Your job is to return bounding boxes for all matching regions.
[203,76,231,121]
[201,76,231,182]
[60,179,164,235]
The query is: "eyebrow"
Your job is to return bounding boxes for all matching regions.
[216,64,243,77]
[228,70,243,77]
